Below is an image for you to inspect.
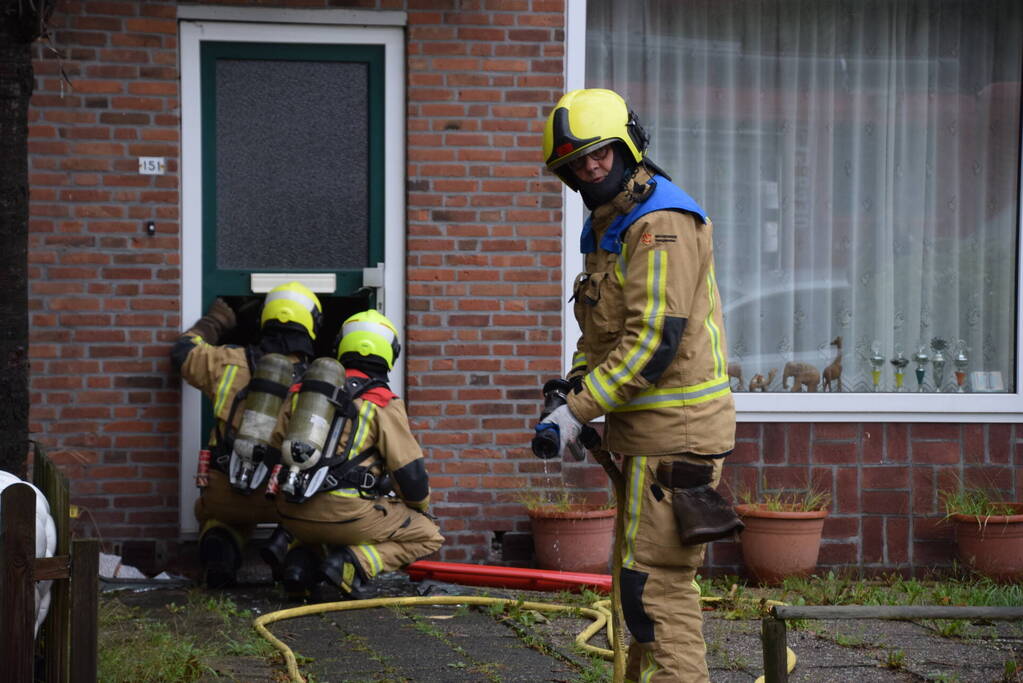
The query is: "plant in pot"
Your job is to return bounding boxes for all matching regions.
[733,484,831,585]
[941,486,1023,583]
[518,489,616,575]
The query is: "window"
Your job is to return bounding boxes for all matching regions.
[581,0,1022,418]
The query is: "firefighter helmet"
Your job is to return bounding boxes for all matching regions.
[261,281,323,340]
[542,89,650,188]
[337,309,401,370]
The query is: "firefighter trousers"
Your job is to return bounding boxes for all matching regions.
[279,494,444,580]
[619,453,723,683]
[194,470,281,547]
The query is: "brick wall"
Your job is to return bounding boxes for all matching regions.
[402,1,572,563]
[707,422,1023,578]
[28,0,183,569]
[24,0,1023,578]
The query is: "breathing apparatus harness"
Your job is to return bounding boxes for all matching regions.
[280,372,393,504]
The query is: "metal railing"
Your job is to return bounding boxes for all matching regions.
[762,604,1023,683]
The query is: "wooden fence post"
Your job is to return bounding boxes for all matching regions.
[69,539,99,683]
[35,444,72,682]
[761,615,788,683]
[1,484,38,682]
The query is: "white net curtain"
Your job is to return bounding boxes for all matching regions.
[586,0,1021,393]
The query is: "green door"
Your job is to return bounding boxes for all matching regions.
[200,41,386,356]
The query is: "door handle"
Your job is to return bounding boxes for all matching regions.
[360,262,385,311]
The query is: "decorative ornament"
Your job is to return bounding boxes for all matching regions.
[953,340,969,393]
[890,346,909,392]
[930,338,947,392]
[869,341,885,392]
[913,345,929,392]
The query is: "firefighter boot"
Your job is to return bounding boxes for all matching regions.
[259,525,294,583]
[318,546,368,599]
[199,526,242,589]
[281,545,320,601]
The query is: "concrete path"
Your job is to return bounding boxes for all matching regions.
[229,570,1022,682]
[115,557,1022,682]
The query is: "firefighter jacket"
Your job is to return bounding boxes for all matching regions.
[171,332,302,470]
[566,167,735,457]
[276,369,432,518]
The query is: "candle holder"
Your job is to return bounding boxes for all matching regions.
[953,340,969,393]
[869,341,885,392]
[890,347,909,392]
[913,345,929,392]
[930,338,947,392]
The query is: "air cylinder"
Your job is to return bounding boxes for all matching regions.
[231,352,294,490]
[281,357,345,473]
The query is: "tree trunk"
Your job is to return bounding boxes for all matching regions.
[0,11,44,477]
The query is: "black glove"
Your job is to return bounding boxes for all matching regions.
[185,298,237,344]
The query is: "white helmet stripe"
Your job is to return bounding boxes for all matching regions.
[343,320,396,343]
[265,289,317,312]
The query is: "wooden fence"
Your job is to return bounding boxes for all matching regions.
[0,446,98,683]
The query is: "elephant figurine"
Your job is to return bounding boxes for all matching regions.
[783,362,820,392]
[748,368,777,392]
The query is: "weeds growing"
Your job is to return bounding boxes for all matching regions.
[97,590,274,683]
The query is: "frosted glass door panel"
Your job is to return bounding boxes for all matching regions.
[215,59,369,270]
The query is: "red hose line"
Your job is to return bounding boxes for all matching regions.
[405,560,611,594]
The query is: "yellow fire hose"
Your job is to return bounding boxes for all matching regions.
[255,447,795,683]
[254,591,795,683]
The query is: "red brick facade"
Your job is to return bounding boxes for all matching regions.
[25,0,1021,577]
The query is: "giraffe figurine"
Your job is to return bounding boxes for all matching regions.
[821,336,842,392]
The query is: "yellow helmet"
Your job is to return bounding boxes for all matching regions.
[260,281,323,340]
[542,89,649,188]
[337,309,401,370]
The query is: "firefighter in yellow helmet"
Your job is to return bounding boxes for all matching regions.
[271,309,443,600]
[171,282,322,588]
[537,89,739,682]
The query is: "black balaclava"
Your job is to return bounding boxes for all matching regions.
[577,142,637,210]
[259,320,315,359]
[339,352,390,381]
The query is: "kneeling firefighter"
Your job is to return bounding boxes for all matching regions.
[534,89,743,683]
[272,309,444,599]
[171,281,322,588]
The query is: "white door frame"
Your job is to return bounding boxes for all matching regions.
[178,16,405,535]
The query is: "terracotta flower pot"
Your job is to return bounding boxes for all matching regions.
[735,503,828,585]
[527,504,616,574]
[950,503,1023,583]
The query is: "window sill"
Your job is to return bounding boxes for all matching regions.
[735,391,1023,423]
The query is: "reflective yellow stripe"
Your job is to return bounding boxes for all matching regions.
[327,488,362,498]
[640,650,659,682]
[704,265,726,377]
[353,543,382,577]
[213,365,238,416]
[325,401,377,497]
[622,456,647,569]
[613,374,732,412]
[615,244,627,286]
[587,250,668,413]
[351,401,375,453]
